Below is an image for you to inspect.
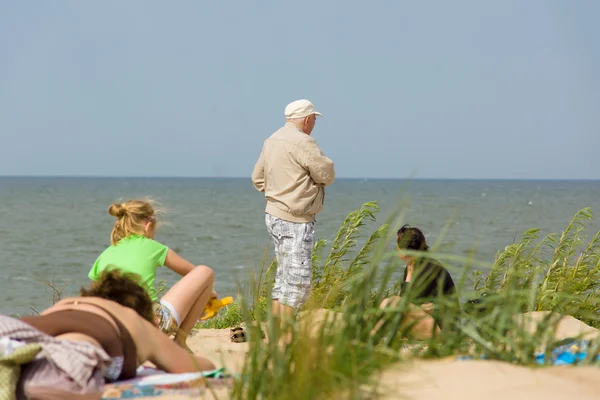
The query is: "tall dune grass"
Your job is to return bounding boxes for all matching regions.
[200,202,600,399]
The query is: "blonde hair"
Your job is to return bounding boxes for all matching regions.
[108,199,159,245]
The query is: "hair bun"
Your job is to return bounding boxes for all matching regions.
[108,203,126,218]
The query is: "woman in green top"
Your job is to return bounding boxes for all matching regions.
[89,199,216,350]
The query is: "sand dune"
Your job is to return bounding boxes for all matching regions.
[156,310,600,399]
[378,359,600,400]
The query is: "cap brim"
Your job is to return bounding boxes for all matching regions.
[285,110,323,119]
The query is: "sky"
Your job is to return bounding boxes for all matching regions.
[0,0,599,180]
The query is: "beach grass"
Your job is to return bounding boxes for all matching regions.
[198,201,600,399]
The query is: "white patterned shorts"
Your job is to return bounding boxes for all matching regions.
[153,299,182,336]
[265,213,315,310]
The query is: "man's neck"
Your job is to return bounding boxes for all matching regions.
[285,120,307,135]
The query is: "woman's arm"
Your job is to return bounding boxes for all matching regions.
[164,249,197,276]
[145,322,215,372]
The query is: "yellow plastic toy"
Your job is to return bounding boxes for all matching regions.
[201,296,234,321]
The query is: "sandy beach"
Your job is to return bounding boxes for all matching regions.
[129,310,600,400]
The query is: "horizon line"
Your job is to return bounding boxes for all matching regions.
[0,175,598,182]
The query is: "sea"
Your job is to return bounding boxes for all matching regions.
[1,177,599,316]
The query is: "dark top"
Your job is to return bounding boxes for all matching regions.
[20,306,137,381]
[399,258,456,302]
[399,258,457,330]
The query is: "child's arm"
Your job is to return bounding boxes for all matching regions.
[163,249,197,276]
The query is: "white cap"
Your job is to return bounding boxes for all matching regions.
[284,99,323,119]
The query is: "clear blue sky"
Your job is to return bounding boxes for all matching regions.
[1,0,598,179]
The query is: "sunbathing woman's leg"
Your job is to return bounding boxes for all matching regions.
[161,265,215,347]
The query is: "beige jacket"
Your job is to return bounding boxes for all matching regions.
[251,122,335,223]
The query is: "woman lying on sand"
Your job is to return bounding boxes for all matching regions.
[3,270,215,400]
[373,225,457,339]
[88,199,215,349]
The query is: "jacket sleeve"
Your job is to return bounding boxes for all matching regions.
[298,139,335,186]
[251,145,266,192]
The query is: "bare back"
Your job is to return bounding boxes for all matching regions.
[44,297,216,372]
[46,297,155,363]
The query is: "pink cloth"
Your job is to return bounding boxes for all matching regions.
[0,315,111,398]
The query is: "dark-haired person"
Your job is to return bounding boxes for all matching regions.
[374,225,457,339]
[1,270,215,400]
[395,225,456,302]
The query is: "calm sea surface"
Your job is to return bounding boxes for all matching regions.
[1,177,599,315]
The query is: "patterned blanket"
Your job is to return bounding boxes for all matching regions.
[102,366,233,399]
[534,339,599,365]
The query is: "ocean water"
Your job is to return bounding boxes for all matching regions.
[0,177,598,316]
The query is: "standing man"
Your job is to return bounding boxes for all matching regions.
[251,99,335,326]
